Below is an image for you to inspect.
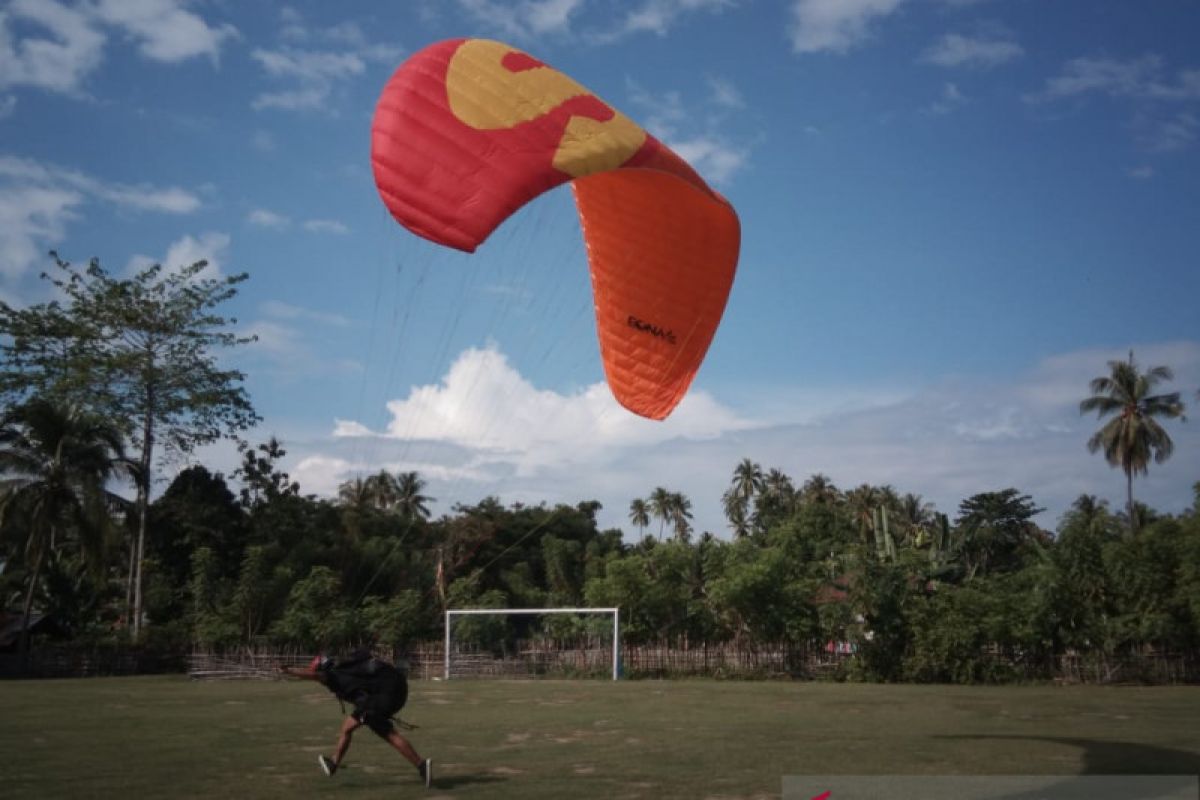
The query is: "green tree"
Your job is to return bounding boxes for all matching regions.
[800,473,841,507]
[1080,351,1186,535]
[669,491,693,542]
[726,459,763,534]
[954,489,1044,579]
[0,399,128,653]
[337,476,372,509]
[628,497,650,538]
[394,471,434,520]
[722,488,751,539]
[363,469,401,510]
[1,253,259,637]
[648,486,672,541]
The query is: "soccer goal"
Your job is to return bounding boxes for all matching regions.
[444,607,620,681]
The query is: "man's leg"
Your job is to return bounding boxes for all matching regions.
[333,715,362,766]
[382,728,422,767]
[369,718,431,787]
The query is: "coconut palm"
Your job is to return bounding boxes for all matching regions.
[730,459,764,503]
[628,498,650,537]
[669,491,693,542]
[363,469,401,510]
[395,471,433,520]
[898,493,935,546]
[756,468,797,521]
[725,459,763,535]
[0,399,128,653]
[801,473,841,507]
[1080,351,1185,535]
[337,475,372,509]
[722,488,750,538]
[648,486,672,541]
[845,484,883,542]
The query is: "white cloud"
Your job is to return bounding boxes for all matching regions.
[921,33,1023,68]
[1028,55,1200,152]
[928,81,966,115]
[261,299,350,327]
[250,8,402,112]
[126,231,231,281]
[88,0,237,64]
[248,208,290,229]
[707,76,744,109]
[788,0,906,55]
[0,0,232,96]
[240,319,298,357]
[625,82,750,184]
[303,218,349,235]
[456,0,584,40]
[276,340,1200,540]
[353,345,753,473]
[0,0,105,93]
[1137,112,1199,153]
[0,155,201,280]
[251,130,276,152]
[97,184,200,213]
[1125,165,1155,180]
[0,185,81,280]
[237,316,363,383]
[1030,55,1200,103]
[669,137,747,184]
[603,0,733,40]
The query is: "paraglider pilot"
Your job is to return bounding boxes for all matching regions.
[280,650,432,787]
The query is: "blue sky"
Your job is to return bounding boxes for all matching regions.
[2,0,1198,538]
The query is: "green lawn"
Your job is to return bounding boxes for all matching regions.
[1,676,1198,799]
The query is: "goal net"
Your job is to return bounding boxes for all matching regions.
[444,607,620,680]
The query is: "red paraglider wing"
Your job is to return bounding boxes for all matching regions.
[370,38,740,419]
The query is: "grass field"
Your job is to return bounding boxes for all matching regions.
[2,676,1198,799]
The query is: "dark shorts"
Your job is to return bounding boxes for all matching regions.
[352,682,408,738]
[352,706,395,737]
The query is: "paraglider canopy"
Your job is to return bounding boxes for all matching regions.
[371,38,740,420]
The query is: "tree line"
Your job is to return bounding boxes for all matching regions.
[1,254,1197,683]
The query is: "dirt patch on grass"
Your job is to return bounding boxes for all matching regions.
[490,766,525,775]
[505,732,531,743]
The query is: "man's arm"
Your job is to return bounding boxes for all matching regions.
[278,664,322,681]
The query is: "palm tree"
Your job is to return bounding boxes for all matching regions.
[845,484,882,542]
[725,459,763,536]
[801,473,841,507]
[648,486,672,541]
[731,459,764,503]
[722,488,750,539]
[628,498,650,537]
[756,468,796,522]
[363,469,401,510]
[898,493,935,546]
[0,399,128,653]
[669,491,693,542]
[1080,351,1185,535]
[337,475,372,509]
[394,471,433,520]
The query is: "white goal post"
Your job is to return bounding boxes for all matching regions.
[444,607,620,681]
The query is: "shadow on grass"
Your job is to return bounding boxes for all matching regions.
[431,773,507,790]
[932,735,1199,800]
[939,734,1200,774]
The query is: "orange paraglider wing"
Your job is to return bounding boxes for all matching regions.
[370,38,740,419]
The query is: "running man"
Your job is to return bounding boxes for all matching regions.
[280,651,432,787]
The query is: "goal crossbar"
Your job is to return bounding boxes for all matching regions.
[444,607,620,680]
